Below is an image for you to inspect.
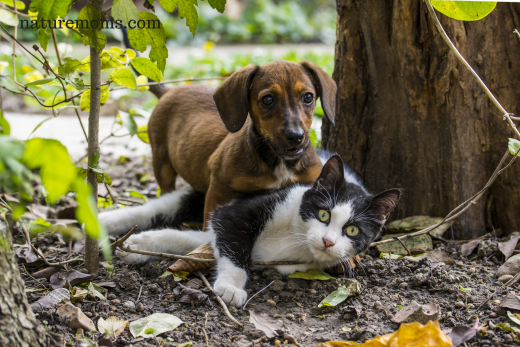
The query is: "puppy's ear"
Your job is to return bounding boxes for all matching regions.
[213,64,259,133]
[299,60,337,126]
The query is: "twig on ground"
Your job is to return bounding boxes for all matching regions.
[21,264,46,289]
[504,271,520,287]
[136,285,143,302]
[393,237,411,256]
[202,327,209,347]
[245,336,267,347]
[197,272,243,328]
[242,280,274,310]
[110,226,138,252]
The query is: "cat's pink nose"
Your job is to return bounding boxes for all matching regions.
[323,238,335,248]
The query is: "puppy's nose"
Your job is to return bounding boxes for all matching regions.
[323,238,334,248]
[284,129,304,146]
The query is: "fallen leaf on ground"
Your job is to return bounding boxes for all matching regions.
[288,269,335,281]
[391,301,441,325]
[403,250,455,265]
[497,322,520,333]
[447,323,478,347]
[507,310,520,326]
[343,279,361,296]
[14,246,39,264]
[379,252,403,259]
[57,303,95,331]
[497,292,520,315]
[319,286,349,308]
[129,313,183,338]
[386,215,451,237]
[376,232,432,255]
[497,253,520,277]
[31,266,61,279]
[98,316,129,338]
[29,288,70,311]
[71,287,89,302]
[49,269,95,289]
[167,242,214,274]
[461,240,481,257]
[172,283,214,306]
[248,310,285,338]
[78,282,106,300]
[176,343,193,347]
[498,232,519,261]
[96,281,117,288]
[316,320,451,347]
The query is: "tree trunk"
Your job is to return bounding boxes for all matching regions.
[0,219,46,347]
[323,1,520,239]
[84,0,105,276]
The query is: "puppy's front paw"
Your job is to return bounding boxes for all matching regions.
[115,235,150,264]
[214,280,248,308]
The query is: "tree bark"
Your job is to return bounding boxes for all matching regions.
[0,219,46,347]
[84,0,105,275]
[324,1,520,239]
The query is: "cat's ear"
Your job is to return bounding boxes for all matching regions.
[313,155,345,193]
[369,189,401,223]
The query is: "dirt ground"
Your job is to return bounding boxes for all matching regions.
[16,154,520,346]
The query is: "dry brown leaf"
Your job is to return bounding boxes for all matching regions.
[97,316,128,338]
[49,269,95,289]
[461,240,481,257]
[248,310,285,338]
[403,250,455,265]
[391,301,441,325]
[447,325,477,347]
[498,232,519,261]
[167,242,214,273]
[497,292,520,315]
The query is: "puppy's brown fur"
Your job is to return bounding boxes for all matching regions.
[148,60,336,227]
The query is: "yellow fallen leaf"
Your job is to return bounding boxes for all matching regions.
[316,321,451,347]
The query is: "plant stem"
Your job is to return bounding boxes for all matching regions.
[84,0,105,276]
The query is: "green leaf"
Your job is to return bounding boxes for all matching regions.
[22,138,76,204]
[88,151,100,168]
[29,0,74,51]
[129,313,183,338]
[24,78,55,87]
[126,189,147,202]
[318,286,349,308]
[508,138,520,156]
[100,51,123,71]
[379,252,403,260]
[288,269,335,281]
[176,342,193,347]
[137,125,150,144]
[112,0,140,27]
[208,0,226,13]
[28,116,55,138]
[80,87,110,112]
[77,5,107,52]
[0,111,10,135]
[159,0,198,36]
[431,1,496,21]
[0,9,19,26]
[118,111,138,136]
[508,311,520,326]
[0,0,26,10]
[128,12,168,72]
[131,57,162,83]
[58,57,82,77]
[110,67,137,89]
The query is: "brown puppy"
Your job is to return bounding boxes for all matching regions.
[148,60,336,227]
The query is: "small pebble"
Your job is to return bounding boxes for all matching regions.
[455,302,465,309]
[274,340,281,345]
[110,306,117,311]
[489,312,497,318]
[84,312,93,318]
[251,275,259,281]
[468,268,476,274]
[123,301,135,311]
[467,303,475,309]
[284,335,297,344]
[136,303,144,312]
[308,289,317,295]
[504,334,513,342]
[107,294,116,300]
[489,321,496,329]
[285,314,295,320]
[164,294,174,299]
[267,299,276,307]
[498,275,513,283]
[373,301,382,310]
[110,299,120,305]
[398,283,408,289]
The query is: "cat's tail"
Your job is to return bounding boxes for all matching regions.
[121,27,169,99]
[99,187,205,235]
[116,228,214,264]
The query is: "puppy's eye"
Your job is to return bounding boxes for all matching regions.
[262,95,274,106]
[344,225,359,237]
[303,93,314,105]
[318,209,330,223]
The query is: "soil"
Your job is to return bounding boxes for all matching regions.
[15,154,520,347]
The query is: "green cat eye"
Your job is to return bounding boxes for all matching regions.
[345,225,359,237]
[318,209,330,222]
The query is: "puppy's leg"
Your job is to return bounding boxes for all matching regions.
[116,228,214,264]
[99,187,204,235]
[152,147,177,193]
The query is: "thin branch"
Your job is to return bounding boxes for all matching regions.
[393,236,411,256]
[110,225,138,251]
[197,272,243,328]
[425,0,520,140]
[242,280,274,310]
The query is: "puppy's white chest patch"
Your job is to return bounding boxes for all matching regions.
[269,162,295,189]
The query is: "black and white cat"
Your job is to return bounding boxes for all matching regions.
[99,153,400,307]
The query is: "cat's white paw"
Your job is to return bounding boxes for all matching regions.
[115,235,150,264]
[214,280,248,308]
